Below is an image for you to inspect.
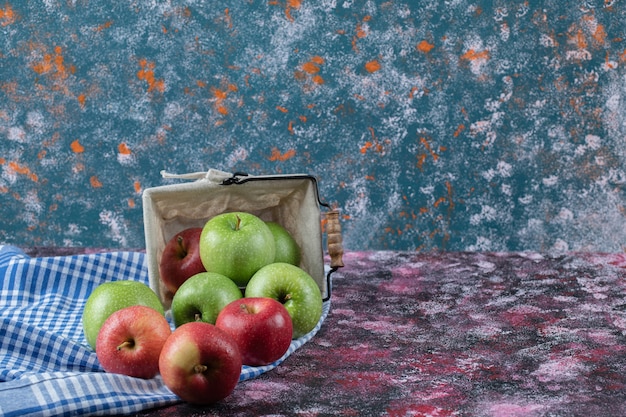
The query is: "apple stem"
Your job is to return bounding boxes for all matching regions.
[176,235,187,257]
[194,364,208,374]
[117,340,134,350]
[235,214,241,231]
[194,313,202,321]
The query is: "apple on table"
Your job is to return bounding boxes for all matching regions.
[96,305,171,379]
[159,227,206,295]
[159,321,242,404]
[199,212,275,287]
[216,297,293,366]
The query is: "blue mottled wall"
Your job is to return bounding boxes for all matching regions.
[2,1,626,252]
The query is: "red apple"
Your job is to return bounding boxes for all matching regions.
[159,227,205,294]
[216,297,293,366]
[158,321,242,404]
[96,305,172,379]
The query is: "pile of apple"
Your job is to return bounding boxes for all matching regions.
[81,212,323,405]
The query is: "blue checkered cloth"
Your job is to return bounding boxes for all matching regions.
[0,245,330,417]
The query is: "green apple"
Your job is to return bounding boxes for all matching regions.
[245,262,322,339]
[265,221,301,266]
[171,272,243,327]
[199,212,275,287]
[82,280,164,350]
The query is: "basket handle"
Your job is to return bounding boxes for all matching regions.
[325,210,344,268]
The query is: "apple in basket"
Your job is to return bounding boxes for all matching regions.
[245,263,323,339]
[82,280,165,350]
[216,297,293,366]
[170,271,243,327]
[199,212,275,287]
[265,221,301,266]
[159,321,242,404]
[96,305,171,379]
[159,227,206,294]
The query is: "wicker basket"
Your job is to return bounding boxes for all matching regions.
[142,169,343,308]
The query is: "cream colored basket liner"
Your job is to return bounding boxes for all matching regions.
[143,169,329,308]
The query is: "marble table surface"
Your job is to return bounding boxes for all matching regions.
[21,249,626,416]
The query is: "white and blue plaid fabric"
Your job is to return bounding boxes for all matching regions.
[0,245,330,417]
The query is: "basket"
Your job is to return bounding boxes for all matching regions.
[142,168,344,308]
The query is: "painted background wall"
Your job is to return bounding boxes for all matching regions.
[2,1,626,252]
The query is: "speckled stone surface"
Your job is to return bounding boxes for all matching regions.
[3,2,626,252]
[123,250,626,416]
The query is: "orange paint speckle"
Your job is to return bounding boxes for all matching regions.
[32,55,53,75]
[295,56,327,90]
[460,49,490,61]
[95,20,113,32]
[312,75,324,84]
[604,52,617,69]
[592,23,607,46]
[417,40,434,53]
[90,176,103,188]
[570,28,588,50]
[223,8,233,29]
[8,161,38,182]
[213,88,228,100]
[0,4,16,26]
[356,22,368,39]
[210,84,237,116]
[433,196,447,208]
[32,45,72,81]
[416,153,427,170]
[269,147,296,162]
[277,106,289,113]
[70,139,84,153]
[285,0,301,21]
[420,136,439,162]
[118,143,131,155]
[77,93,86,108]
[302,61,320,74]
[134,181,142,193]
[453,124,465,138]
[360,127,385,154]
[137,59,165,93]
[365,59,381,73]
[128,198,136,208]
